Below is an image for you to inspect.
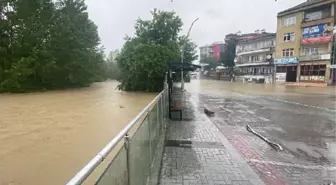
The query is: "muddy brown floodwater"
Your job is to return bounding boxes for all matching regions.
[0,80,156,185]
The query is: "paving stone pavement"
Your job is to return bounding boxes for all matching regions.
[159,91,265,185]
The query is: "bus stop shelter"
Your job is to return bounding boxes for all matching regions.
[167,62,200,120]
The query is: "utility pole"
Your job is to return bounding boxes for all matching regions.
[181,18,199,91]
[331,26,336,84]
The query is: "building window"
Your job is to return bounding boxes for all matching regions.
[300,65,326,81]
[284,16,296,26]
[303,48,318,55]
[250,56,259,62]
[282,48,294,57]
[305,11,322,21]
[276,66,286,73]
[252,43,257,49]
[283,32,295,42]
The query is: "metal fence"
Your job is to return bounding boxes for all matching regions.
[66,86,169,185]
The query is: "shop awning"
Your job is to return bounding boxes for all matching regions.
[168,62,201,72]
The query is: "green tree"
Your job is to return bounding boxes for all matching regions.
[0,0,106,92]
[47,0,105,86]
[173,36,198,82]
[179,36,198,63]
[0,0,56,91]
[105,50,120,80]
[220,39,237,78]
[200,57,220,71]
[117,9,197,92]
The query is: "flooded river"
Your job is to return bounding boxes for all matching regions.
[0,79,335,185]
[0,80,156,185]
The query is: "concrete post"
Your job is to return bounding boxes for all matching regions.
[326,66,331,84]
[296,64,301,82]
[328,2,335,84]
[331,2,334,18]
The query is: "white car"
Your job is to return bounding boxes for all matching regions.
[190,72,197,78]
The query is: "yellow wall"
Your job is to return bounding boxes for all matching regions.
[275,12,303,58]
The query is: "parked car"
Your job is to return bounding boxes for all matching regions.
[190,72,197,78]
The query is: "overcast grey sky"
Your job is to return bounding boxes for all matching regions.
[85,0,305,52]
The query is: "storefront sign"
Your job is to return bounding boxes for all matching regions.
[330,64,336,69]
[305,11,322,21]
[301,35,333,45]
[302,24,327,38]
[300,75,325,82]
[274,57,298,65]
[276,73,286,82]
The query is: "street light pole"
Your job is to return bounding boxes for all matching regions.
[181,17,199,91]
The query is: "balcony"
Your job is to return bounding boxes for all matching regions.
[301,35,333,45]
[299,53,331,61]
[301,16,333,28]
[235,60,271,67]
[236,47,274,56]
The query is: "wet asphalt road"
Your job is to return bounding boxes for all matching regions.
[184,80,336,184]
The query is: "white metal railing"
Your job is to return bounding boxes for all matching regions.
[235,60,270,67]
[236,46,274,54]
[66,85,169,185]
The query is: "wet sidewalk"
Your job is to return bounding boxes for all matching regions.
[159,90,265,185]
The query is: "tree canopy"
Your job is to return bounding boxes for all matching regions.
[220,39,237,68]
[0,0,105,92]
[116,9,198,92]
[105,50,120,80]
[200,57,221,71]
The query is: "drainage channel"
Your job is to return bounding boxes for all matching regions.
[165,140,224,149]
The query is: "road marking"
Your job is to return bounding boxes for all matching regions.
[248,159,336,171]
[219,106,233,113]
[264,97,336,112]
[258,116,270,122]
[224,89,335,112]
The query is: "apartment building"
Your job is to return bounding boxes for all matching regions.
[200,45,213,61]
[275,0,335,84]
[235,31,276,83]
[199,42,226,62]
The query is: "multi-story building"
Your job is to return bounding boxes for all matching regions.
[235,31,276,83]
[213,42,226,61]
[199,42,226,62]
[275,0,335,85]
[199,45,213,61]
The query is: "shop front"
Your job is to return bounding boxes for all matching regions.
[298,23,333,84]
[298,61,327,83]
[239,65,274,83]
[274,57,299,83]
[235,62,274,84]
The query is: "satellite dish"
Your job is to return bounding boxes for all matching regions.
[266,54,272,59]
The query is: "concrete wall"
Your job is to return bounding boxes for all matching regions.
[275,12,303,58]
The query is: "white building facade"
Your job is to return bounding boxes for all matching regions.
[235,33,276,84]
[199,45,213,61]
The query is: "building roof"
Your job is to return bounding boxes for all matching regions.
[200,42,225,49]
[278,0,328,16]
[237,32,276,43]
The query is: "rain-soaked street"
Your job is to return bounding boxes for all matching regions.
[181,79,336,184]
